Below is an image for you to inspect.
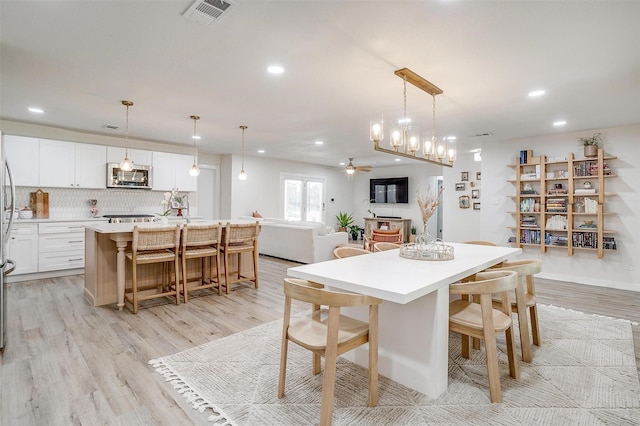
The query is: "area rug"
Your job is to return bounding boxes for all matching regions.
[149,305,640,425]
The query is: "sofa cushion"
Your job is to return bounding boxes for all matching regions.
[290,220,327,235]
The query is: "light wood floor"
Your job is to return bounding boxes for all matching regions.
[1,256,638,425]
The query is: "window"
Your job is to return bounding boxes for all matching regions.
[282,174,325,222]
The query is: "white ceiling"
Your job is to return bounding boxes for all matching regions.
[1,1,639,170]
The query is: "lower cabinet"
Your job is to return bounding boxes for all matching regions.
[38,222,88,272]
[7,223,39,275]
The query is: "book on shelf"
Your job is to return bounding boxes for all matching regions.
[520,190,538,195]
[575,188,596,194]
[547,188,568,195]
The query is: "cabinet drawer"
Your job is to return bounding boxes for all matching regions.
[11,223,38,235]
[39,234,85,252]
[39,222,88,234]
[39,249,85,272]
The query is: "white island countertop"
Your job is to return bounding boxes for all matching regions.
[83,219,258,234]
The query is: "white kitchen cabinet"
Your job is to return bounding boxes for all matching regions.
[107,147,152,166]
[152,152,197,192]
[38,222,87,272]
[7,223,39,275]
[3,135,40,186]
[39,139,106,188]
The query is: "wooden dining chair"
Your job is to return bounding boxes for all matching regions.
[373,242,401,252]
[449,270,519,403]
[278,278,382,426]
[332,246,371,259]
[363,228,402,251]
[124,225,181,314]
[489,259,543,360]
[220,221,260,294]
[180,223,223,301]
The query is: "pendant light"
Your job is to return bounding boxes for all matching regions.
[238,125,248,180]
[119,100,134,171]
[189,115,200,177]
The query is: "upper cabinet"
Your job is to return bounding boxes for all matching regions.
[40,139,106,188]
[152,152,197,192]
[4,135,40,186]
[4,136,106,188]
[106,147,152,166]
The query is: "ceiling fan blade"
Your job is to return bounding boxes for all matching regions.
[355,166,372,172]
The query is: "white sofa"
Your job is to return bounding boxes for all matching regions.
[238,217,348,264]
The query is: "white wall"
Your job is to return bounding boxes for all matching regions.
[475,124,639,292]
[224,154,353,226]
[441,153,483,242]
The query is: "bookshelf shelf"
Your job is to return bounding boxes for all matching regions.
[509,148,617,258]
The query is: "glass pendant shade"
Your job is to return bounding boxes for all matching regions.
[390,123,403,150]
[370,119,383,143]
[422,133,434,158]
[446,138,457,163]
[436,139,446,160]
[238,169,247,180]
[189,162,200,176]
[407,125,420,154]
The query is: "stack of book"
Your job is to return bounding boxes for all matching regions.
[545,234,568,246]
[546,198,567,212]
[547,188,568,196]
[519,149,533,164]
[520,229,541,244]
[519,198,536,213]
[584,197,598,213]
[521,215,537,228]
[575,188,596,195]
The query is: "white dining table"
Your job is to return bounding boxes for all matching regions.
[287,242,521,399]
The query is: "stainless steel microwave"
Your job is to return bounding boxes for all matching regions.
[107,163,152,189]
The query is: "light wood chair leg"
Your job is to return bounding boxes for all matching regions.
[224,252,230,294]
[253,248,259,288]
[461,334,470,359]
[505,326,518,380]
[483,325,501,403]
[215,254,222,296]
[132,263,138,314]
[173,258,180,305]
[278,298,291,399]
[182,255,189,303]
[320,307,340,426]
[313,353,321,375]
[530,304,541,346]
[514,282,531,362]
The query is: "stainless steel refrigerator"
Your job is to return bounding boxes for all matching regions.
[1,132,17,351]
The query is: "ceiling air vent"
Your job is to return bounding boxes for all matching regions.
[183,0,236,26]
[102,124,119,130]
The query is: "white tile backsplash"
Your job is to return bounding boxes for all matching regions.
[14,187,186,219]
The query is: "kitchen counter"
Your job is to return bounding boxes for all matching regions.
[83,219,258,309]
[12,217,109,224]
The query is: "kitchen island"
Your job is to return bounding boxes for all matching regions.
[83,220,257,310]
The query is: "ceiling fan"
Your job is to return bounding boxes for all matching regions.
[344,157,372,175]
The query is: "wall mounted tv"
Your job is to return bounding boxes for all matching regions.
[370,177,409,204]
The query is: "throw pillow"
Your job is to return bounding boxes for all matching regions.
[252,211,263,218]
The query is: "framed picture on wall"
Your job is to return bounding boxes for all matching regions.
[459,195,470,209]
[461,171,469,181]
[476,172,481,181]
[472,189,479,199]
[473,202,481,210]
[455,183,465,191]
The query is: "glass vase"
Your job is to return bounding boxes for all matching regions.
[415,222,435,249]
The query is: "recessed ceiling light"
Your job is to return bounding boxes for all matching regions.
[553,120,567,126]
[394,158,401,162]
[28,107,44,113]
[339,162,345,166]
[446,136,456,141]
[191,135,201,140]
[314,140,323,145]
[398,118,412,124]
[528,90,546,98]
[257,149,265,154]
[266,65,285,74]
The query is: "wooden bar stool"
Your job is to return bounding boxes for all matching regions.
[124,225,181,314]
[220,221,260,294]
[180,223,223,302]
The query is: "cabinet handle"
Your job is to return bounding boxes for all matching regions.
[68,240,83,243]
[68,258,83,262]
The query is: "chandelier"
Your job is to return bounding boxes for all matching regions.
[189,115,200,177]
[119,100,134,171]
[370,68,456,167]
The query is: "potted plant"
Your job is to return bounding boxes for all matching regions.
[409,225,417,242]
[577,132,603,158]
[348,224,362,241]
[336,212,353,232]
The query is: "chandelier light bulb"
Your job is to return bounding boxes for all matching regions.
[189,163,200,176]
[238,169,247,180]
[119,152,133,171]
